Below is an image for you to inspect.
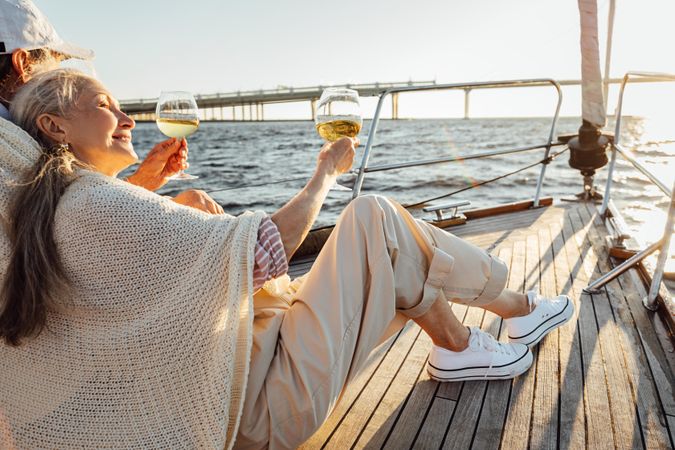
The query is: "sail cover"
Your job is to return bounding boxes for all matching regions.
[578,0,607,127]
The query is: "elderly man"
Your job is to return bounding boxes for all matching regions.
[0,0,200,195]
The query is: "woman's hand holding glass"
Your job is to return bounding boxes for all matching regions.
[156,91,200,180]
[126,138,188,191]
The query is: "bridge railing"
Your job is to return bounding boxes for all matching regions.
[119,80,437,111]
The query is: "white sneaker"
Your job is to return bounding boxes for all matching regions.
[427,327,533,382]
[505,291,574,347]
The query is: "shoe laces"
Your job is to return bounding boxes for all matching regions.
[529,291,562,311]
[469,328,513,356]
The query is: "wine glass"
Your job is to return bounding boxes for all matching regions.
[156,91,200,180]
[315,87,362,191]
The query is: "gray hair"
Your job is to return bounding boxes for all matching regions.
[10,68,96,148]
[1,68,97,346]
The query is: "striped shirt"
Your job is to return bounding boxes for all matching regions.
[252,216,288,290]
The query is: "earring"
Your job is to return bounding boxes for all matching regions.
[57,143,70,152]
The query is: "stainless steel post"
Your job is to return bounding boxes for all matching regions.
[599,145,617,217]
[463,89,470,119]
[352,91,388,198]
[533,82,563,207]
[643,180,675,310]
[584,239,663,294]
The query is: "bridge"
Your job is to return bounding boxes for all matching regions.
[121,80,433,121]
[120,77,655,121]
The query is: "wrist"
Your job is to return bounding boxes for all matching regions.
[125,172,157,191]
[314,163,338,181]
[125,173,140,185]
[312,167,337,191]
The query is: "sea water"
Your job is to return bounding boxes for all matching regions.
[127,116,674,248]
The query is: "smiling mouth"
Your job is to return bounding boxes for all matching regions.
[112,134,131,143]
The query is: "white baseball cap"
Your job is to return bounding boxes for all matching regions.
[0,0,94,60]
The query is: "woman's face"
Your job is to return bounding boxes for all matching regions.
[61,80,137,176]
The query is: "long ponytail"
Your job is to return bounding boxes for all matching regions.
[1,69,93,346]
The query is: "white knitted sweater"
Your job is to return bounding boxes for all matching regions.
[0,118,265,448]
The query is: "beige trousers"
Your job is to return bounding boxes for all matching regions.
[235,195,508,449]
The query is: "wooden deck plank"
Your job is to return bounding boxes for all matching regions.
[579,204,673,449]
[470,245,515,450]
[321,324,421,448]
[500,235,539,450]
[299,327,404,449]
[353,327,432,449]
[549,221,586,450]
[529,226,560,450]
[621,269,675,417]
[570,206,644,449]
[413,396,456,450]
[295,202,673,450]
[563,206,616,450]
[381,350,439,449]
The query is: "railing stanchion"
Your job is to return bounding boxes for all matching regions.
[600,74,629,217]
[533,82,563,208]
[352,91,388,198]
[643,180,675,310]
[599,144,617,217]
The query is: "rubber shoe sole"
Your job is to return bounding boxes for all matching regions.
[426,349,533,382]
[508,297,574,347]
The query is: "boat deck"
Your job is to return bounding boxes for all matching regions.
[290,201,675,449]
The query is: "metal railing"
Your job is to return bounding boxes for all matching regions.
[351,79,564,209]
[585,72,675,310]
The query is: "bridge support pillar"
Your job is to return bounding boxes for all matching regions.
[311,98,317,121]
[464,89,471,119]
[392,93,399,119]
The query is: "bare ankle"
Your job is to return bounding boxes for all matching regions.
[434,326,470,352]
[510,294,531,318]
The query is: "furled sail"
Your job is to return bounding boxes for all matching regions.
[578,0,606,128]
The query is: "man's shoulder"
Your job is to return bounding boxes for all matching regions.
[0,103,11,122]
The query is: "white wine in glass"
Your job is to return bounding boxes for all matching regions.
[315,88,362,191]
[156,91,200,180]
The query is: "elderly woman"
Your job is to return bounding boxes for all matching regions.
[0,70,573,449]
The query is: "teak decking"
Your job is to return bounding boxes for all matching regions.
[289,202,675,450]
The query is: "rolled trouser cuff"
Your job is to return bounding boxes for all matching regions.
[398,247,455,319]
[472,255,509,305]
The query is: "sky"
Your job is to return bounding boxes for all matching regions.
[34,0,675,120]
